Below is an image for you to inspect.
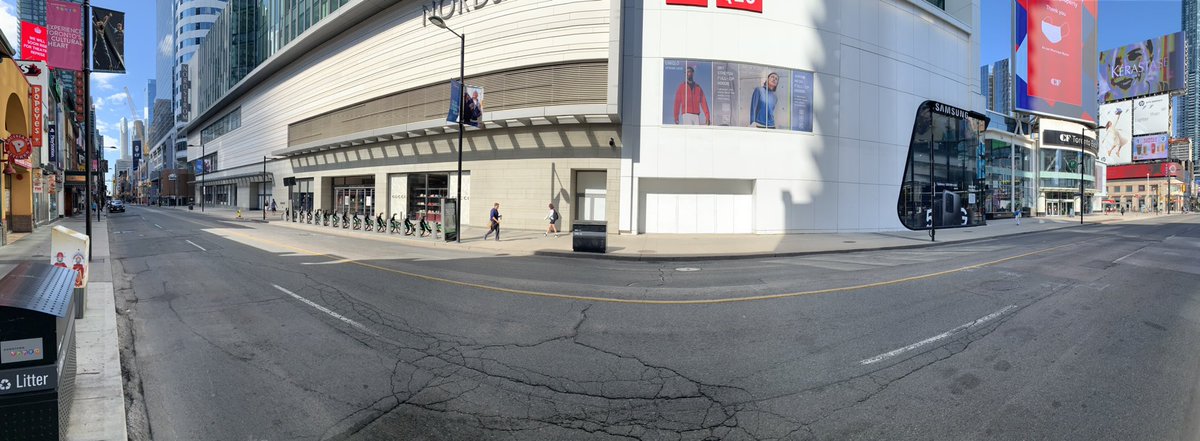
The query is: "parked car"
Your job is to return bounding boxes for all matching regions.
[108,200,125,213]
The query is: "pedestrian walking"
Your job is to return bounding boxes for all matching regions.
[1014,207,1021,226]
[545,203,560,237]
[483,202,501,241]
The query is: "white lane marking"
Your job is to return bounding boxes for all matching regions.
[301,259,352,265]
[1113,249,1141,263]
[185,240,207,252]
[859,305,1017,365]
[272,284,377,336]
[155,224,162,229]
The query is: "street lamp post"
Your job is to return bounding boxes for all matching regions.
[429,15,465,243]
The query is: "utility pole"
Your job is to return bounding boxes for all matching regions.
[83,0,93,257]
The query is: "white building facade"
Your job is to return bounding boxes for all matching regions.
[188,0,984,234]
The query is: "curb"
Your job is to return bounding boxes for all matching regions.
[163,206,1150,261]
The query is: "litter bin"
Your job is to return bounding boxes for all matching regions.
[0,262,79,441]
[572,221,607,253]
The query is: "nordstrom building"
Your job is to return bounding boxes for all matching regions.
[187,0,985,234]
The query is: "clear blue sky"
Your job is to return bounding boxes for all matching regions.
[982,0,1183,65]
[0,0,156,182]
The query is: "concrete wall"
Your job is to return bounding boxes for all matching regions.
[621,0,983,233]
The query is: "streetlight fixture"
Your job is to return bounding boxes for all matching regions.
[429,14,465,243]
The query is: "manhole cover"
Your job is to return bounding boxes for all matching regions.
[675,267,701,272]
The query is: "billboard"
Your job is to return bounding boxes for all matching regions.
[1098,32,1185,103]
[1132,94,1169,135]
[1014,0,1099,124]
[1098,101,1131,165]
[1132,134,1169,161]
[662,58,813,132]
[20,22,48,61]
[46,0,83,71]
[131,140,141,171]
[446,80,483,128]
[91,7,126,74]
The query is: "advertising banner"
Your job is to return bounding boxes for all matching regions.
[446,80,483,128]
[132,140,141,171]
[46,0,83,71]
[1014,0,1099,124]
[51,225,89,289]
[47,124,57,165]
[20,22,48,61]
[91,7,126,74]
[1132,94,1169,135]
[717,0,762,13]
[663,58,814,132]
[1132,134,1169,162]
[1098,32,1184,102]
[1098,101,1131,165]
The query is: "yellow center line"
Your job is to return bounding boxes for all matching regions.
[211,226,1076,305]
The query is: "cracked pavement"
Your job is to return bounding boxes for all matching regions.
[110,207,1200,440]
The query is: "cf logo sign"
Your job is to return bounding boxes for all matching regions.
[1059,134,1072,143]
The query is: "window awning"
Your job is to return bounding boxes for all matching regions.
[188,171,272,186]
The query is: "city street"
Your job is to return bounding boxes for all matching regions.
[110,206,1200,440]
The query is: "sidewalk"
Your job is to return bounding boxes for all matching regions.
[0,215,126,440]
[163,205,1165,260]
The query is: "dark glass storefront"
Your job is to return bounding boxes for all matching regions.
[897,101,989,230]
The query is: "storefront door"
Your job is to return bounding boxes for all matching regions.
[333,186,375,216]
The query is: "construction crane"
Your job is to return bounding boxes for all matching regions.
[122,86,138,120]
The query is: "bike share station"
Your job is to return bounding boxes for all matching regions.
[0,227,90,440]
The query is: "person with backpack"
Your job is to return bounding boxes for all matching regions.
[545,203,560,237]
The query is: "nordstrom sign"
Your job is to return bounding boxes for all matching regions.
[423,0,507,25]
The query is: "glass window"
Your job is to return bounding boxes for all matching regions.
[1126,185,1133,192]
[1139,185,1146,191]
[924,0,945,9]
[897,102,988,230]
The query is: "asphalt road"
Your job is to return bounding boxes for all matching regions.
[109,205,1200,440]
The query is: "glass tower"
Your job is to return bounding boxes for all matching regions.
[1185,0,1200,162]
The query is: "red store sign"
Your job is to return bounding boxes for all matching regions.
[30,85,42,147]
[667,0,762,12]
[717,0,761,12]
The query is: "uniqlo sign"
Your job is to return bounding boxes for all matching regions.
[717,0,761,12]
[667,0,707,6]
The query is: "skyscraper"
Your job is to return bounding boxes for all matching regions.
[979,59,1012,116]
[1184,0,1200,163]
[146,79,157,123]
[119,117,130,160]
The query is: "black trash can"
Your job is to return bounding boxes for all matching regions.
[572,221,607,253]
[0,263,78,441]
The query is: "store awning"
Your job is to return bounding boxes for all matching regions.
[187,171,272,186]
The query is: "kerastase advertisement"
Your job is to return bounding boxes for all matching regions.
[662,58,814,132]
[1132,94,1169,135]
[1014,0,1098,124]
[1132,134,1169,161]
[46,0,83,71]
[1098,32,1184,102]
[1098,101,1131,165]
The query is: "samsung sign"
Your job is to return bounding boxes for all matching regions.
[423,0,506,25]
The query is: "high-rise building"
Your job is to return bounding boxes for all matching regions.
[146,79,157,123]
[119,117,130,160]
[165,0,227,168]
[1184,0,1200,162]
[980,59,1012,116]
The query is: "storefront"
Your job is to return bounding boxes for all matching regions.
[1036,122,1098,217]
[897,102,990,230]
[330,175,375,217]
[981,130,1036,218]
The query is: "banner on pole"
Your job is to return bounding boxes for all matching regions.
[447,80,484,128]
[46,0,83,71]
[91,7,126,73]
[20,21,48,61]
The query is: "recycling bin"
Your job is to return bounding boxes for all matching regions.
[0,263,79,441]
[572,221,607,253]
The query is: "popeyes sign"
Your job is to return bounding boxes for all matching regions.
[666,0,761,12]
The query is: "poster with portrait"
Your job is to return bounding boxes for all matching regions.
[735,63,791,129]
[1098,101,1132,165]
[662,58,813,132]
[1098,32,1185,103]
[1132,134,1169,162]
[1132,94,1169,136]
[662,59,713,125]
